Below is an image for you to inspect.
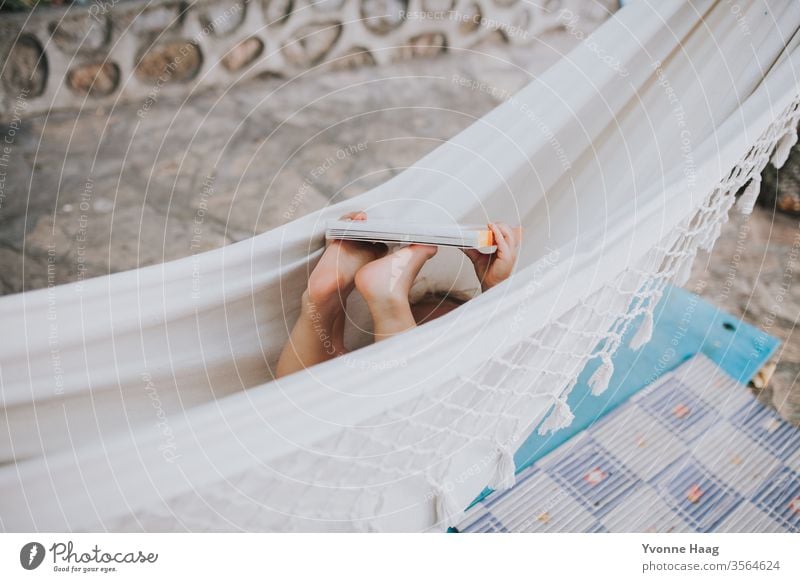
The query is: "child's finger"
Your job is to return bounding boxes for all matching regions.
[499,224,522,254]
[512,226,523,247]
[489,223,510,257]
[461,248,482,263]
[489,223,506,255]
[340,211,367,221]
[493,223,517,248]
[496,223,517,249]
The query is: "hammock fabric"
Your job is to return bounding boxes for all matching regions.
[2,0,800,532]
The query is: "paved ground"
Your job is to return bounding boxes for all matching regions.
[687,208,800,425]
[0,29,797,423]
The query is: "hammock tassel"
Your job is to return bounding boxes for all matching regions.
[674,255,694,286]
[699,220,722,252]
[771,130,798,169]
[538,396,575,435]
[488,444,517,491]
[588,353,614,395]
[429,478,464,527]
[736,177,761,214]
[629,309,654,351]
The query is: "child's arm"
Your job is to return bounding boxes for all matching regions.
[462,223,522,291]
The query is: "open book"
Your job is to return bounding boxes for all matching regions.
[325,219,497,254]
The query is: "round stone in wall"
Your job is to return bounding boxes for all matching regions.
[458,3,483,35]
[328,47,376,70]
[49,13,110,54]
[135,41,203,84]
[1,35,48,98]
[198,0,247,37]
[509,7,532,37]
[67,62,120,97]
[395,32,447,60]
[222,37,265,71]
[361,0,408,35]
[282,22,342,67]
[262,0,294,26]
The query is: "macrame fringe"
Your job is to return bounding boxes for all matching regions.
[588,353,614,395]
[488,444,517,491]
[538,396,575,435]
[429,478,464,527]
[673,254,695,286]
[629,309,654,351]
[736,177,761,215]
[771,130,798,169]
[699,220,722,252]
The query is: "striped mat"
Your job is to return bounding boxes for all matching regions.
[457,355,800,532]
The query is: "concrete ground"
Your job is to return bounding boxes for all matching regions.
[0,29,797,423]
[687,208,800,425]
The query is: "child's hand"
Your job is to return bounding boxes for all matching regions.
[463,222,522,291]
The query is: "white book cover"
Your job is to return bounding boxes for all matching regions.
[325,219,497,254]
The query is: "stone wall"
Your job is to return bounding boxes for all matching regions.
[0,0,613,120]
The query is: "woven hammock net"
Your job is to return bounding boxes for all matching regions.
[2,0,800,532]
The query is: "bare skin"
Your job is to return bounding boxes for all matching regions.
[276,211,386,378]
[276,212,521,378]
[355,244,439,341]
[463,223,523,292]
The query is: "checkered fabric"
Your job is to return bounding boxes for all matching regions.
[457,355,800,533]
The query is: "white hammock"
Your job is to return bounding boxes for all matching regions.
[2,0,799,532]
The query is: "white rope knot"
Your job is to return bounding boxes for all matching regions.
[538,394,575,435]
[488,443,517,491]
[673,252,696,286]
[629,308,654,351]
[588,352,615,395]
[736,176,762,214]
[699,219,723,252]
[428,477,464,527]
[771,129,798,169]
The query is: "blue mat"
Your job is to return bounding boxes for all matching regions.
[458,355,799,532]
[469,285,780,508]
